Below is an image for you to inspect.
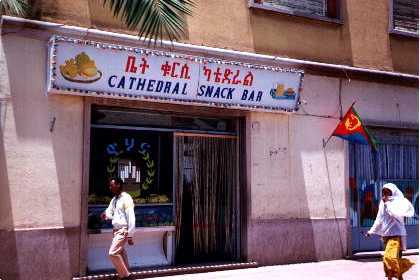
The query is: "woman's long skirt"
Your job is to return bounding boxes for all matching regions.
[383,236,415,278]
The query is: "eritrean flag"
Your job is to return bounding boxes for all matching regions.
[332,103,377,149]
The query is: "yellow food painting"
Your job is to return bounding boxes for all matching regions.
[76,52,97,77]
[59,59,78,78]
[276,84,284,97]
[60,52,101,82]
[285,88,295,96]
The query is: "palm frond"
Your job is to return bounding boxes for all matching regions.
[0,0,29,16]
[103,0,194,44]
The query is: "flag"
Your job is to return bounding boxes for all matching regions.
[332,103,377,149]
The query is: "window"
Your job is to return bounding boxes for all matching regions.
[390,0,419,36]
[87,107,238,232]
[88,128,174,231]
[250,0,341,22]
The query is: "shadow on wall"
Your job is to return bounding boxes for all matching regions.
[0,107,19,280]
[87,0,192,41]
[246,115,317,265]
[1,33,81,279]
[389,36,419,75]
[29,0,126,33]
[29,0,192,41]
[248,4,354,66]
[249,114,348,265]
[298,137,347,261]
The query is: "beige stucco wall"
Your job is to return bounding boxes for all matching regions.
[248,73,418,221]
[246,73,417,263]
[0,34,84,280]
[0,35,84,230]
[0,16,418,275]
[26,0,418,74]
[248,111,346,220]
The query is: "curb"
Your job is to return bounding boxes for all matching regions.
[73,261,259,280]
[351,249,419,260]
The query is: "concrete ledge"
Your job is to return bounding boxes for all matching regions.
[72,261,259,280]
[351,249,419,260]
[248,218,349,265]
[0,227,80,280]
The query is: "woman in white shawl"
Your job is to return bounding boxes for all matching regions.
[366,183,415,280]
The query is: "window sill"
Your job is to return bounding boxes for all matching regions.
[88,203,174,207]
[389,29,418,39]
[249,2,343,25]
[100,226,175,233]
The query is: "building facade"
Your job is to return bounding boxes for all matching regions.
[0,1,418,279]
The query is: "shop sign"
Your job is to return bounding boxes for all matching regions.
[48,36,304,112]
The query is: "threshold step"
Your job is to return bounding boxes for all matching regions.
[73,261,259,280]
[352,248,418,259]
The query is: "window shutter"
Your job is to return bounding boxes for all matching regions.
[393,0,419,34]
[263,0,327,17]
[326,0,338,18]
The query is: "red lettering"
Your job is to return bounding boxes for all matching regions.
[180,63,191,79]
[203,66,212,81]
[161,61,172,77]
[138,58,150,74]
[171,62,180,78]
[125,56,137,73]
[213,67,222,83]
[232,70,241,85]
[222,69,232,84]
[243,71,254,86]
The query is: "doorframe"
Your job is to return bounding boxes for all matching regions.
[79,97,92,276]
[172,131,241,262]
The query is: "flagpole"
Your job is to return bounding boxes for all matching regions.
[324,101,356,149]
[323,135,333,148]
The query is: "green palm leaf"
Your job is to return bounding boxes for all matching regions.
[103,0,194,43]
[0,0,28,16]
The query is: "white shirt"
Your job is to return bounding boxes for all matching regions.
[368,200,407,249]
[105,192,136,237]
[368,183,415,251]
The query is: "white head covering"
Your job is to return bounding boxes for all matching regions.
[383,183,415,218]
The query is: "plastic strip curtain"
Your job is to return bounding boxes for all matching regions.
[175,135,238,262]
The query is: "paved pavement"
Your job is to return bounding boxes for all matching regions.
[149,256,418,280]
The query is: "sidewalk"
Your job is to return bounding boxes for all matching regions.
[148,256,418,280]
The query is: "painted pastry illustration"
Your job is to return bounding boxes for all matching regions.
[270,83,296,100]
[59,52,102,83]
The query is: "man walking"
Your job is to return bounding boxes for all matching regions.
[101,177,136,279]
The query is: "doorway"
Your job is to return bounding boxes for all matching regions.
[174,134,239,263]
[349,128,419,252]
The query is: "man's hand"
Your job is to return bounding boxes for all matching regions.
[128,237,134,245]
[100,212,106,221]
[364,231,371,237]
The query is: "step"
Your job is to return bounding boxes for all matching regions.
[351,248,418,259]
[73,261,259,280]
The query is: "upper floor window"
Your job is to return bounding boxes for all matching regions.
[250,0,341,23]
[390,0,419,36]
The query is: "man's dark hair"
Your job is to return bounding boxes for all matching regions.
[109,177,124,188]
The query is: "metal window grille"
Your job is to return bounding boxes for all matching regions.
[392,0,419,34]
[262,0,327,17]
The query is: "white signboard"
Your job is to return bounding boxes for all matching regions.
[48,36,304,112]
